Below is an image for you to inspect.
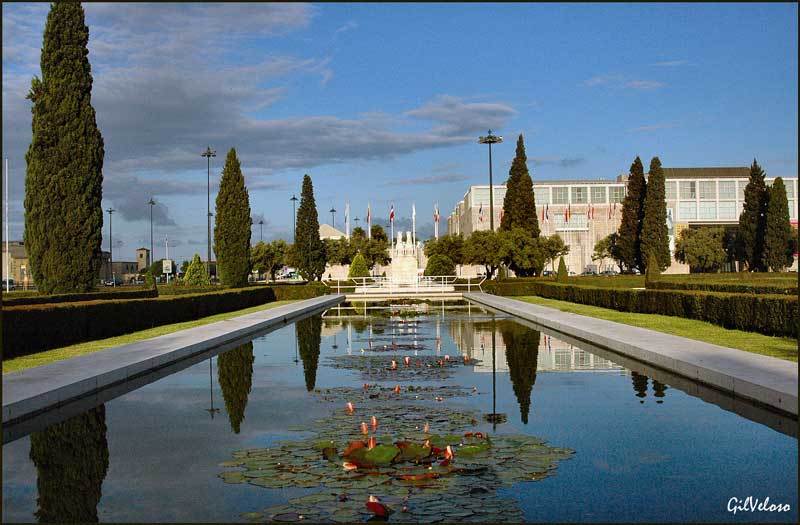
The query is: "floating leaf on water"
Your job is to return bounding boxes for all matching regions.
[363,444,400,467]
[218,460,244,468]
[240,512,264,521]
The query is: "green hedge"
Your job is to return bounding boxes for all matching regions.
[2,287,158,306]
[485,280,798,338]
[271,282,328,300]
[647,280,797,295]
[3,284,327,359]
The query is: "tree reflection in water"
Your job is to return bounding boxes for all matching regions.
[297,314,323,391]
[218,342,255,433]
[652,379,668,403]
[29,405,109,523]
[631,371,649,402]
[498,320,541,425]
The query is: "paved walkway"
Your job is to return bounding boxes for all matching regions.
[464,292,798,416]
[3,294,344,424]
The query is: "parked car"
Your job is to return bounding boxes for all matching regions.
[103,278,123,286]
[600,269,618,276]
[2,278,15,290]
[581,270,598,276]
[542,270,554,277]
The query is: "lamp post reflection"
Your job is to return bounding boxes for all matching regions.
[205,358,220,418]
[483,317,507,430]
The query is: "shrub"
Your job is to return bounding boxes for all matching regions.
[556,257,568,283]
[348,253,370,278]
[647,280,797,295]
[183,254,211,287]
[424,254,456,276]
[2,287,158,307]
[484,279,797,337]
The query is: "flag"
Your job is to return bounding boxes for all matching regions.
[587,204,593,221]
[345,201,350,238]
[433,204,439,223]
[499,208,504,223]
[613,202,618,218]
[564,204,571,223]
[478,203,484,222]
[608,203,612,220]
[389,204,395,222]
[544,204,549,223]
[412,203,416,245]
[367,203,372,238]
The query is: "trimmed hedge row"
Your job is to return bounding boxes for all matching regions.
[3,284,328,359]
[484,280,798,338]
[647,280,797,296]
[2,287,158,306]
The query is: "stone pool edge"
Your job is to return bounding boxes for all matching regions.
[464,292,798,417]
[2,294,345,424]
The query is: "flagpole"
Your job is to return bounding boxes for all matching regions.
[5,158,9,292]
[390,204,394,252]
[412,203,416,248]
[367,203,371,239]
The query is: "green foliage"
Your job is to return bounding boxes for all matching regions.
[370,224,388,243]
[24,3,105,294]
[737,159,769,271]
[641,157,671,271]
[647,279,797,295]
[251,240,287,280]
[674,227,728,272]
[424,254,456,276]
[500,134,539,236]
[593,232,624,272]
[644,252,661,287]
[498,320,540,424]
[499,228,543,277]
[763,177,794,271]
[218,342,255,434]
[540,234,569,271]
[291,175,327,281]
[214,148,252,287]
[348,252,370,278]
[180,260,190,274]
[183,253,211,287]
[296,315,322,391]
[147,258,177,279]
[617,157,646,273]
[2,287,157,306]
[362,228,390,269]
[424,234,464,265]
[324,237,356,266]
[29,405,108,523]
[485,280,798,337]
[556,257,568,283]
[463,230,504,279]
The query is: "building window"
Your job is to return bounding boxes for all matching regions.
[534,187,550,205]
[718,180,736,200]
[785,181,796,199]
[738,181,747,201]
[665,181,677,200]
[680,181,696,200]
[552,187,568,204]
[718,201,737,220]
[609,186,625,203]
[790,200,797,220]
[553,212,588,231]
[678,201,697,220]
[591,186,607,203]
[699,201,716,219]
[699,181,716,200]
[571,187,588,204]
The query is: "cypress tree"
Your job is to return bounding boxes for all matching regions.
[214,148,251,287]
[556,256,568,282]
[500,134,539,236]
[24,3,105,294]
[641,157,671,271]
[617,157,646,273]
[763,177,793,271]
[218,342,254,434]
[293,175,327,281]
[296,315,322,391]
[500,321,540,425]
[737,159,768,271]
[183,253,210,286]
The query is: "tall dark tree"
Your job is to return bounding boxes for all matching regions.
[763,177,794,272]
[24,3,105,294]
[291,175,326,281]
[214,148,251,287]
[652,379,668,404]
[500,134,539,236]
[737,159,769,271]
[641,157,671,271]
[296,315,322,391]
[29,405,109,523]
[631,372,648,403]
[617,157,646,273]
[499,321,540,424]
[218,342,255,434]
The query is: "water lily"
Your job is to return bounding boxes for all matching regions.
[390,360,397,370]
[403,356,411,366]
[393,385,401,394]
[343,461,358,471]
[367,436,377,450]
[371,415,378,430]
[444,354,450,361]
[360,422,369,435]
[345,402,355,414]
[366,495,392,518]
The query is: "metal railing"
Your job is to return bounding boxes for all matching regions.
[322,275,485,296]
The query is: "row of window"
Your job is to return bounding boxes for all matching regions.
[675,199,798,220]
[666,179,797,201]
[535,186,626,205]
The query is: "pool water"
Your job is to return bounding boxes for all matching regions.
[2,306,797,523]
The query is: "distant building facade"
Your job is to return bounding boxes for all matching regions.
[1,241,32,286]
[136,247,151,271]
[447,167,798,273]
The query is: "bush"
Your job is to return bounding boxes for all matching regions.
[2,287,158,307]
[424,254,456,276]
[647,280,797,295]
[183,253,211,287]
[556,257,567,283]
[348,253,370,278]
[3,284,330,358]
[484,279,797,337]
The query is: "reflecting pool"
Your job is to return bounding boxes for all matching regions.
[2,306,797,523]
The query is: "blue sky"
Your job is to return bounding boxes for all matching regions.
[2,2,797,263]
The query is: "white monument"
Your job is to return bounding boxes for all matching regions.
[389,231,419,284]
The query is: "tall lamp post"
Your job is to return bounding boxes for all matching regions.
[147,198,156,265]
[201,147,216,274]
[258,219,264,242]
[106,207,115,286]
[478,130,503,233]
[329,206,336,228]
[290,194,299,242]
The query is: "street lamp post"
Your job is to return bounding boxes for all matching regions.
[258,219,264,242]
[354,216,360,230]
[201,147,216,274]
[478,130,503,233]
[147,198,156,266]
[330,206,336,228]
[106,207,115,286]
[290,194,299,242]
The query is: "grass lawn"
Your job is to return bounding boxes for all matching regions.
[517,295,797,362]
[3,300,295,375]
[531,271,797,291]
